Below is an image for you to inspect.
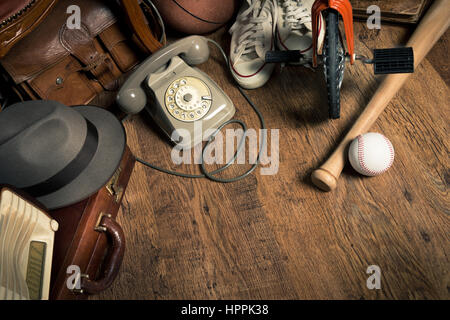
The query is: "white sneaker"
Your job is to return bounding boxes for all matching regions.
[276,0,325,63]
[229,0,278,89]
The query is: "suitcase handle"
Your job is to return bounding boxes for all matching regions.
[81,215,125,295]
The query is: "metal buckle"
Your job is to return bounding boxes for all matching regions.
[106,167,123,203]
[94,212,111,232]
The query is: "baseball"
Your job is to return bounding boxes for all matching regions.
[348,132,395,176]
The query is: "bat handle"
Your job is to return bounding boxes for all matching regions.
[311,138,349,191]
[311,168,339,191]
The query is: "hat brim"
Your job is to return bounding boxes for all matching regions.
[37,106,126,210]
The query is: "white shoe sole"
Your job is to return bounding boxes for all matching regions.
[230,61,276,89]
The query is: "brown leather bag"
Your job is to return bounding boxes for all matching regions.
[0,0,164,107]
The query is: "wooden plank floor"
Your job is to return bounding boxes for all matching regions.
[92,21,449,300]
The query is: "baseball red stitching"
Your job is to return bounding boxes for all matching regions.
[357,134,394,176]
[383,135,395,169]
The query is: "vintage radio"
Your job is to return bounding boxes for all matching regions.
[0,186,58,300]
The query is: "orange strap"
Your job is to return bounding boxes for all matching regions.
[120,0,164,54]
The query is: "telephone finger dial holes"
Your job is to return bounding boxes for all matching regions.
[165,76,212,122]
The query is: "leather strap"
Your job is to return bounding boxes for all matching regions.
[60,24,118,91]
[120,0,164,53]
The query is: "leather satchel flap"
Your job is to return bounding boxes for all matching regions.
[60,24,101,67]
[59,23,121,90]
[1,0,119,84]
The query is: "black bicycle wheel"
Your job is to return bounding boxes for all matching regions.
[323,9,345,119]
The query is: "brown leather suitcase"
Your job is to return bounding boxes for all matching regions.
[49,146,135,300]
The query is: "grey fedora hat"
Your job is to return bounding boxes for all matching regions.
[0,100,126,210]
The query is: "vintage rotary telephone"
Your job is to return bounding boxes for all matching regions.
[117,36,236,149]
[117,35,266,182]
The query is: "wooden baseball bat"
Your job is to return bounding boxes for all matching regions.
[311,0,450,191]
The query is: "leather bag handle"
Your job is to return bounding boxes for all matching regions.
[120,0,164,53]
[81,215,125,295]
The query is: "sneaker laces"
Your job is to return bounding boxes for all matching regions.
[282,0,311,31]
[229,0,277,63]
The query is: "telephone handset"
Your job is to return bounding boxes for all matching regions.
[117,36,235,149]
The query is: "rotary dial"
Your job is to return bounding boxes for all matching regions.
[165,77,212,122]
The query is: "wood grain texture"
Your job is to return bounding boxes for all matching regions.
[91,21,449,300]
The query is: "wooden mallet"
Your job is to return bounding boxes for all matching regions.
[311,0,450,191]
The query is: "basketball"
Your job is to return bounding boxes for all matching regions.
[153,0,239,34]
